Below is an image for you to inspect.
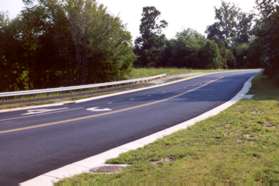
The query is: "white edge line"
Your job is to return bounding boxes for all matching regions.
[20,70,261,186]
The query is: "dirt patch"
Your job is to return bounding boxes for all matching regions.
[151,157,175,166]
[90,164,128,174]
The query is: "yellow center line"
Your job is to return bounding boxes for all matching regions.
[0,78,222,135]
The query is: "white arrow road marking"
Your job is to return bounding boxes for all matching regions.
[22,107,68,116]
[86,107,112,112]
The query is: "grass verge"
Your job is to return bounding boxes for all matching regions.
[129,68,222,78]
[56,75,279,185]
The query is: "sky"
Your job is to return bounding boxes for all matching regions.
[0,0,256,40]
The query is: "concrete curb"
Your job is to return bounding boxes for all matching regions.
[20,70,260,186]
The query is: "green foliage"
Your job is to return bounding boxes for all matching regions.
[161,38,198,68]
[199,40,223,69]
[255,0,279,84]
[205,1,258,70]
[235,13,254,44]
[146,27,224,69]
[206,1,240,47]
[160,30,224,69]
[0,0,134,91]
[176,28,207,49]
[17,2,78,88]
[134,6,168,67]
[65,0,134,83]
[222,47,237,68]
[1,1,267,91]
[134,4,256,70]
[134,7,225,70]
[0,13,27,91]
[206,1,254,48]
[245,38,263,68]
[233,43,250,68]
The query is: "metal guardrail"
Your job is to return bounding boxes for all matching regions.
[0,74,167,98]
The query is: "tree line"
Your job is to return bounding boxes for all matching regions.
[254,0,279,84]
[0,0,278,92]
[134,1,279,84]
[134,3,257,69]
[0,0,135,91]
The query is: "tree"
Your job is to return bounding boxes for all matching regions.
[205,1,256,69]
[218,45,236,69]
[0,0,135,91]
[255,0,279,83]
[134,6,168,67]
[176,28,207,49]
[206,1,254,48]
[206,1,239,47]
[235,12,254,44]
[246,38,264,68]
[16,1,78,88]
[65,0,135,83]
[199,40,223,69]
[160,29,224,69]
[0,13,24,91]
[256,0,279,18]
[160,39,198,68]
[233,43,250,68]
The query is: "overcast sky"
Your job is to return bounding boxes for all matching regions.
[0,0,256,40]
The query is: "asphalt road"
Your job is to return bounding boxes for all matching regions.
[0,71,257,186]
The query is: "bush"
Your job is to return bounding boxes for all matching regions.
[199,40,223,69]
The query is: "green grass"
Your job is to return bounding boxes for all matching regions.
[128,68,222,79]
[56,75,279,185]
